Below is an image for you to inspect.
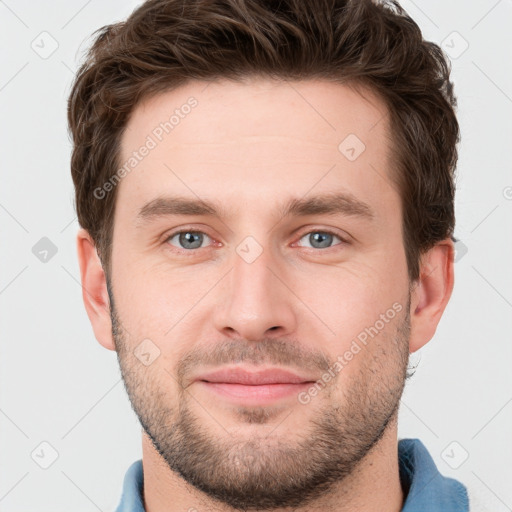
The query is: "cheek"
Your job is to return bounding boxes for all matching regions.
[112,247,210,336]
[316,304,408,407]
[296,259,404,328]
[291,261,408,379]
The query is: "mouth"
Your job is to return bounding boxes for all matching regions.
[193,367,317,404]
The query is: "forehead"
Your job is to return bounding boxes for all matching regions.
[116,78,396,221]
[122,78,389,149]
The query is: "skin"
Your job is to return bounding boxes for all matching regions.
[77,78,454,512]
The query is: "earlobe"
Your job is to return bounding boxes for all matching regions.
[76,228,116,351]
[409,239,455,353]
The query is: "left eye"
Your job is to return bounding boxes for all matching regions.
[167,231,212,250]
[296,230,344,249]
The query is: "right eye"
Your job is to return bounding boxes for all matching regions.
[165,230,214,251]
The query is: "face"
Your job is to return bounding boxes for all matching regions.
[108,78,412,509]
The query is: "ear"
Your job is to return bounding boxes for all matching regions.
[409,238,455,353]
[76,228,115,351]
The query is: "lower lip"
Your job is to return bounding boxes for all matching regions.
[198,381,313,404]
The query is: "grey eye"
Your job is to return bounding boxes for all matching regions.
[298,231,342,249]
[168,231,211,250]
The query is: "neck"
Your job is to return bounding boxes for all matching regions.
[141,418,404,512]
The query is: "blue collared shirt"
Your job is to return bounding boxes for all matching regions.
[115,438,469,511]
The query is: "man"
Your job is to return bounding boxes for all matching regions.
[68,0,469,510]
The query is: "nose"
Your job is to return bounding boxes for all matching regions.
[213,242,298,342]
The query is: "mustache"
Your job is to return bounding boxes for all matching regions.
[176,338,332,382]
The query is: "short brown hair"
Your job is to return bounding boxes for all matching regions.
[68,0,459,282]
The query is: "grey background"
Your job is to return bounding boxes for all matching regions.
[1,0,511,510]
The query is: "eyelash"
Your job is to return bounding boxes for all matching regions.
[163,227,349,255]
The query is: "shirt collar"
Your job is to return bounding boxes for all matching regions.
[399,438,469,511]
[115,438,469,512]
[115,459,145,512]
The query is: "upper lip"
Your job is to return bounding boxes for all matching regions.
[195,367,316,385]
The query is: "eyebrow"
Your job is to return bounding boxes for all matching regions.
[136,192,375,226]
